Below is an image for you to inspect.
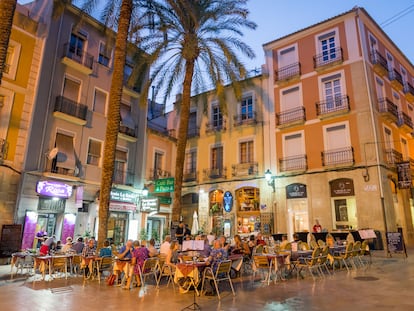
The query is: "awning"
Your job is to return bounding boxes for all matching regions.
[109,201,136,212]
[55,133,76,170]
[120,104,135,129]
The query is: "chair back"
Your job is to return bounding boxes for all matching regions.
[142,257,159,274]
[352,241,361,256]
[343,242,354,259]
[360,240,369,255]
[319,246,329,264]
[310,240,319,250]
[100,257,113,270]
[254,245,264,254]
[52,257,66,268]
[215,260,232,276]
[309,247,321,266]
[283,242,292,251]
[298,241,310,251]
[253,255,270,269]
[317,239,326,247]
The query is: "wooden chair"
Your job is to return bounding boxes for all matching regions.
[98,257,113,284]
[51,257,68,279]
[201,260,235,300]
[71,255,82,275]
[252,255,272,285]
[137,257,159,288]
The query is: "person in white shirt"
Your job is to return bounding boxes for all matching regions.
[147,238,159,257]
[61,237,74,253]
[160,235,171,256]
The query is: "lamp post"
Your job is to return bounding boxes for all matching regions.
[265,169,275,192]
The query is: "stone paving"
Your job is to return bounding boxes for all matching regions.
[0,250,412,311]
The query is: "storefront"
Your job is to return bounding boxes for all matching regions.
[330,178,357,230]
[21,180,75,249]
[236,187,261,234]
[286,183,309,239]
[209,189,224,236]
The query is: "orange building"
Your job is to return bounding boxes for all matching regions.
[263,7,414,245]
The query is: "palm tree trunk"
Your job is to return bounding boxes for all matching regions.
[172,59,195,222]
[0,0,17,84]
[97,0,132,249]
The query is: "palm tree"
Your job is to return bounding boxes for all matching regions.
[0,0,17,84]
[139,0,256,222]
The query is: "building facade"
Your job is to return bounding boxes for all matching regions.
[16,0,147,248]
[263,7,414,245]
[0,4,44,244]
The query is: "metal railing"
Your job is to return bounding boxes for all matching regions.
[231,162,258,177]
[205,119,227,133]
[404,83,414,96]
[316,95,350,116]
[279,155,307,172]
[389,68,404,86]
[274,62,301,81]
[313,47,343,68]
[187,126,200,138]
[385,149,402,165]
[233,111,257,126]
[113,169,135,185]
[276,106,306,125]
[119,124,137,137]
[398,112,414,129]
[377,97,398,119]
[54,96,88,121]
[149,168,171,181]
[203,167,227,179]
[183,170,198,182]
[370,50,388,71]
[321,147,354,166]
[63,43,94,69]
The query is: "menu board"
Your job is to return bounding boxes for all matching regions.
[0,224,22,256]
[386,231,404,253]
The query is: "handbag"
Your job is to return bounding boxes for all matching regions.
[106,273,116,286]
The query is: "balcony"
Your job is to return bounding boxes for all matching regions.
[147,122,176,138]
[203,167,227,180]
[316,95,350,118]
[187,126,200,138]
[183,170,198,182]
[398,112,414,133]
[404,83,414,102]
[279,155,307,172]
[377,97,399,122]
[274,62,301,83]
[0,138,8,161]
[276,106,306,127]
[233,111,258,127]
[232,162,258,177]
[313,47,343,69]
[44,158,80,179]
[205,119,227,133]
[61,43,94,75]
[118,124,137,142]
[53,96,88,125]
[113,169,135,186]
[385,149,402,166]
[370,50,388,77]
[321,147,354,167]
[389,69,404,91]
[149,168,171,181]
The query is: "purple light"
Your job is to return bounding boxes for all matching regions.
[36,180,73,198]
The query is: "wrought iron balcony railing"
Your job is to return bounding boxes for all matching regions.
[233,111,257,126]
[279,155,307,172]
[63,43,94,69]
[205,119,227,133]
[389,68,404,88]
[113,169,135,186]
[187,126,200,138]
[316,95,350,116]
[274,62,301,82]
[232,162,258,177]
[119,124,137,137]
[183,170,198,182]
[398,111,414,130]
[276,106,306,126]
[149,168,171,181]
[385,149,403,165]
[377,97,399,119]
[321,147,354,166]
[313,47,343,68]
[54,96,88,121]
[203,167,227,180]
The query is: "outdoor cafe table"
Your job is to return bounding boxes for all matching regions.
[113,258,132,285]
[33,254,73,281]
[82,256,102,281]
[174,261,206,295]
[262,253,290,282]
[11,252,33,279]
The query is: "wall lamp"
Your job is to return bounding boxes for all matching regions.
[142,186,149,197]
[265,169,276,192]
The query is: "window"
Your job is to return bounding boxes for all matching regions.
[386,51,394,72]
[3,40,21,80]
[54,132,76,170]
[120,103,135,129]
[62,77,80,102]
[87,139,102,166]
[211,146,223,169]
[185,150,197,173]
[154,151,163,171]
[280,86,301,111]
[375,76,384,99]
[283,133,304,157]
[98,42,110,67]
[315,29,340,67]
[123,61,134,83]
[393,91,400,108]
[4,47,13,74]
[322,73,343,110]
[384,126,393,149]
[240,96,254,120]
[114,149,128,184]
[240,140,254,164]
[69,32,85,58]
[323,123,352,165]
[211,105,223,127]
[93,88,107,115]
[401,138,409,161]
[321,36,336,62]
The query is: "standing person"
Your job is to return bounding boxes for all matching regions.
[159,235,171,256]
[313,219,322,233]
[175,222,185,245]
[184,224,191,237]
[35,228,47,248]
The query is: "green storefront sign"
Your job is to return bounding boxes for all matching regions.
[158,196,172,205]
[154,178,175,193]
[110,189,137,203]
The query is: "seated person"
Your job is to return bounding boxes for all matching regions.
[99,240,113,257]
[198,235,211,258]
[279,235,289,250]
[218,236,230,256]
[147,238,159,257]
[231,234,250,256]
[72,237,84,254]
[118,240,134,259]
[124,241,149,289]
[166,241,180,266]
[82,238,97,257]
[256,233,266,246]
[204,240,228,296]
[62,237,74,253]
[159,235,171,256]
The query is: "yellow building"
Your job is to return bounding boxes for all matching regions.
[0,4,44,242]
[263,7,414,245]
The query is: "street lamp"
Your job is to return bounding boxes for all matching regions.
[265,169,275,192]
[142,186,149,197]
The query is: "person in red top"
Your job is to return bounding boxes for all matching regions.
[39,244,49,256]
[313,219,322,233]
[256,233,266,246]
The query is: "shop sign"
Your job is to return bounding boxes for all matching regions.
[286,183,307,199]
[158,196,172,205]
[38,197,66,213]
[110,188,137,203]
[36,180,73,199]
[109,201,136,212]
[223,191,233,212]
[140,198,159,213]
[330,178,354,197]
[397,162,412,189]
[154,178,174,193]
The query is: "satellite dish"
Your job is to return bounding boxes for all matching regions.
[46,147,59,160]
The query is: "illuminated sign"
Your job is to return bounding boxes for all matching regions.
[36,180,72,198]
[110,189,137,203]
[140,198,159,213]
[154,178,174,193]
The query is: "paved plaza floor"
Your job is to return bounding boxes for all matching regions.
[0,250,412,311]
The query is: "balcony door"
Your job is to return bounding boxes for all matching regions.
[211,146,223,173]
[63,77,80,103]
